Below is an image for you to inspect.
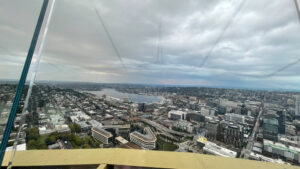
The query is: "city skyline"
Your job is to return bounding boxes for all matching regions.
[1,0,300,90]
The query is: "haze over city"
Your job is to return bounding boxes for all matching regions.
[1,0,300,90]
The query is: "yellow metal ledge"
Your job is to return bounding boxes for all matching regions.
[2,148,299,169]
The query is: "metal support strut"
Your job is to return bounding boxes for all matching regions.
[0,0,49,167]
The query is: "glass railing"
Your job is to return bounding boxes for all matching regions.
[1,0,300,168]
[0,0,44,152]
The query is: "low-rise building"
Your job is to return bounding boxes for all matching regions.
[89,120,103,128]
[76,121,92,132]
[92,127,113,144]
[203,142,237,158]
[54,124,71,134]
[130,127,156,150]
[201,107,216,117]
[115,136,129,145]
[285,124,296,136]
[263,139,300,163]
[278,135,300,148]
[249,152,285,164]
[38,126,55,135]
[168,110,187,120]
[186,112,205,123]
[225,113,246,124]
[172,120,194,133]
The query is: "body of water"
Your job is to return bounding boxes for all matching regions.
[88,88,163,103]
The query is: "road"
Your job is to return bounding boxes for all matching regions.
[241,106,263,157]
[140,118,193,140]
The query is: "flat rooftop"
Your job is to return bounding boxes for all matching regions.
[130,127,156,142]
[92,127,112,138]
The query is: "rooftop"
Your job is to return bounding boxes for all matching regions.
[168,110,187,115]
[130,127,156,142]
[264,139,300,154]
[203,142,237,158]
[263,118,279,126]
[92,127,113,138]
[115,136,128,144]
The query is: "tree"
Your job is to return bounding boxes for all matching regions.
[45,135,56,145]
[74,123,82,133]
[38,100,45,108]
[74,136,82,146]
[83,143,91,149]
[26,127,39,141]
[35,139,48,149]
[51,132,61,140]
[69,124,75,133]
[27,139,47,150]
[6,141,14,147]
[27,140,37,149]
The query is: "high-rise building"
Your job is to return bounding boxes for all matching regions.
[224,124,244,148]
[277,110,285,134]
[296,95,300,118]
[262,117,278,141]
[205,120,219,140]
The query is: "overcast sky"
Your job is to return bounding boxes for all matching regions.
[1,0,300,90]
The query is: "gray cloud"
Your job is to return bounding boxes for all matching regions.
[1,0,300,90]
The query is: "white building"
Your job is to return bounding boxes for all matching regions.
[50,114,65,126]
[6,143,26,151]
[219,99,241,108]
[38,126,55,135]
[55,124,71,133]
[168,110,187,120]
[89,120,103,128]
[130,127,156,150]
[203,142,237,158]
[115,136,129,144]
[249,152,285,164]
[201,107,216,117]
[172,120,194,133]
[264,139,300,163]
[278,136,300,148]
[225,113,245,123]
[92,127,113,144]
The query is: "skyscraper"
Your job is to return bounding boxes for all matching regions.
[296,95,300,118]
[277,110,285,134]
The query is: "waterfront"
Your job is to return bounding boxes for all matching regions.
[88,88,164,103]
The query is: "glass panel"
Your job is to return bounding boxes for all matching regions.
[0,0,43,147]
[4,0,300,168]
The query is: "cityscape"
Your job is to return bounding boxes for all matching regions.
[1,81,300,166]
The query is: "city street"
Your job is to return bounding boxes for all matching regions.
[241,106,263,157]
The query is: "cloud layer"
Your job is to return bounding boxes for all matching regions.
[1,0,300,90]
